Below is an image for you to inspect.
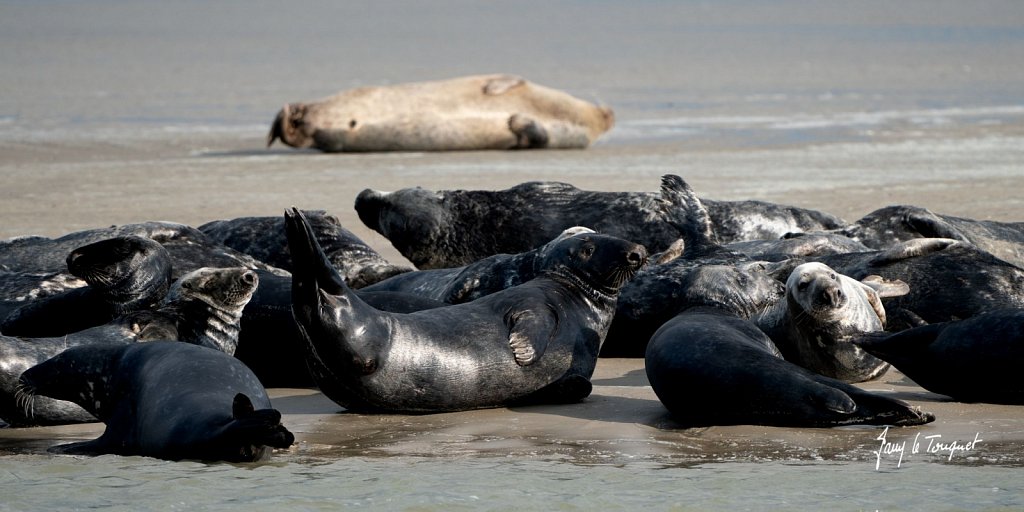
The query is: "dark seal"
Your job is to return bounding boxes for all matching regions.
[285,207,646,412]
[853,308,1024,405]
[199,210,409,288]
[355,175,842,269]
[0,267,259,426]
[644,266,935,427]
[837,205,1024,267]
[17,341,294,462]
[1,236,173,337]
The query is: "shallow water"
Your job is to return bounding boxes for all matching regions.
[1,1,1023,509]
[1,455,1022,511]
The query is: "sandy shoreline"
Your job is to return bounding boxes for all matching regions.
[2,127,1023,469]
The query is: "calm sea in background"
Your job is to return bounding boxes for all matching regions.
[2,1,1024,510]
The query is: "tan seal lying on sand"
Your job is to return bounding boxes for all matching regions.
[267,74,614,152]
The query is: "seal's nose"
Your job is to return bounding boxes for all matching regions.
[626,245,648,267]
[823,286,845,308]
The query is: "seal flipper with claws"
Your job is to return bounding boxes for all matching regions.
[285,207,647,412]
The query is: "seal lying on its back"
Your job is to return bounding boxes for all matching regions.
[286,208,646,412]
[199,210,410,288]
[755,262,909,383]
[355,175,843,269]
[0,267,259,426]
[1,236,172,337]
[853,308,1024,405]
[267,74,614,152]
[646,307,934,428]
[837,205,1024,267]
[18,342,294,462]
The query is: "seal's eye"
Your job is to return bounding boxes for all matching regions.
[580,244,595,259]
[829,272,837,280]
[797,280,810,291]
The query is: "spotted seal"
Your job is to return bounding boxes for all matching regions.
[355,174,715,270]
[837,205,1024,267]
[355,175,842,269]
[17,341,294,461]
[199,210,409,288]
[853,308,1024,404]
[285,207,646,411]
[767,238,1024,331]
[645,268,935,427]
[755,262,909,382]
[267,74,614,152]
[0,267,259,426]
[1,236,173,337]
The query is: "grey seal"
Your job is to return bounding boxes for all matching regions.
[285,207,646,412]
[355,175,842,269]
[17,341,294,462]
[199,210,409,288]
[1,236,173,337]
[853,308,1024,405]
[755,262,909,382]
[837,205,1024,267]
[267,74,614,152]
[645,300,935,428]
[0,267,259,426]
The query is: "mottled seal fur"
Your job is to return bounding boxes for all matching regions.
[0,267,258,426]
[838,205,1024,267]
[645,304,935,428]
[355,175,843,269]
[18,342,294,461]
[604,263,785,357]
[199,210,409,288]
[285,208,646,412]
[0,222,286,280]
[853,308,1024,404]
[1,236,173,337]
[267,74,614,152]
[725,232,870,261]
[755,262,908,382]
[769,238,1024,331]
[356,174,716,268]
[360,226,596,303]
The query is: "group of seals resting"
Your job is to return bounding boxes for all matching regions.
[267,74,614,152]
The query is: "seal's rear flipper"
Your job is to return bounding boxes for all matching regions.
[225,394,295,453]
[49,439,108,456]
[815,375,936,427]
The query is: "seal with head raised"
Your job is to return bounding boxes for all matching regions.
[1,236,173,337]
[644,266,935,428]
[755,262,909,383]
[17,341,294,461]
[285,207,647,412]
[853,308,1024,405]
[267,74,614,152]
